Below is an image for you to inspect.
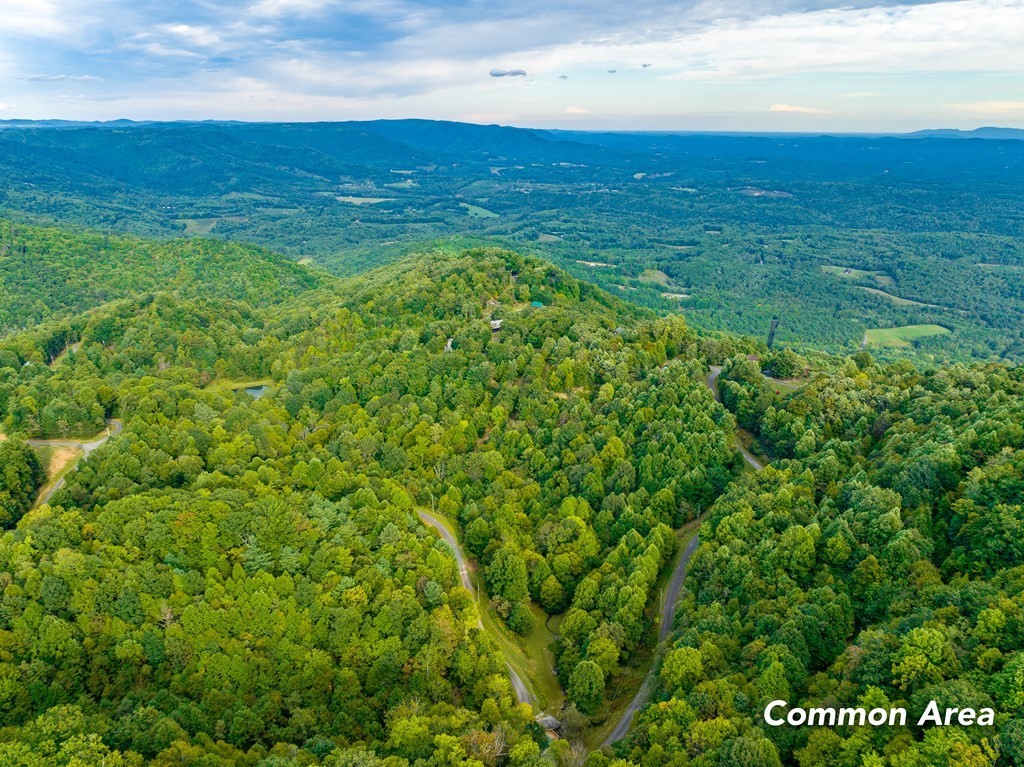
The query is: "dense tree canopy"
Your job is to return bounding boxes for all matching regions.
[0,230,746,765]
[2,218,1023,766]
[612,356,1024,766]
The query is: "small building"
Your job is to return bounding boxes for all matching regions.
[536,713,562,739]
[490,319,503,332]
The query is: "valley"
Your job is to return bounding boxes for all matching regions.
[0,122,1023,767]
[3,120,1023,363]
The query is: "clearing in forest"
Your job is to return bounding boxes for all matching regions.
[178,218,219,235]
[865,325,951,347]
[821,265,895,287]
[336,196,394,205]
[460,202,499,218]
[639,269,670,285]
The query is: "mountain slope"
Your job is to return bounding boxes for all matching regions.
[0,219,327,334]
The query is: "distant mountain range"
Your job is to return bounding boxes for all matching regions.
[903,127,1024,140]
[0,118,1021,140]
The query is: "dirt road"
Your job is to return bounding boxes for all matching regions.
[29,419,123,506]
[417,509,536,707]
[706,366,764,470]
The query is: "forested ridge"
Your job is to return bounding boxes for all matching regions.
[1,221,1023,766]
[607,356,1024,767]
[2,120,1023,362]
[0,223,749,765]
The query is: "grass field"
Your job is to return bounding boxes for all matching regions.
[764,376,802,395]
[461,202,500,218]
[866,324,951,347]
[639,269,670,285]
[822,265,895,287]
[336,196,393,205]
[856,286,937,308]
[205,378,274,393]
[178,218,219,235]
[32,444,83,507]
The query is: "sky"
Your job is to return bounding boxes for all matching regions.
[1,0,1022,131]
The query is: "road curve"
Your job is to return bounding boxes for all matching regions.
[417,509,536,707]
[707,367,764,471]
[603,366,770,746]
[30,419,123,507]
[28,418,123,456]
[603,531,701,745]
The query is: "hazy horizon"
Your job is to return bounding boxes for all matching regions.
[0,116,1020,138]
[2,0,1022,132]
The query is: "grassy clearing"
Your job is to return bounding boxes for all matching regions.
[764,376,802,395]
[178,218,219,235]
[481,600,563,711]
[538,233,563,243]
[221,191,276,200]
[822,265,896,288]
[336,196,394,205]
[866,325,951,347]
[639,269,670,286]
[32,445,83,508]
[857,286,935,308]
[461,203,500,218]
[297,257,314,266]
[420,510,563,711]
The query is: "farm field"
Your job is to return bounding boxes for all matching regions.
[865,324,951,347]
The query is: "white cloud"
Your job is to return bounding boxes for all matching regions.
[564,105,588,114]
[247,0,406,19]
[770,103,833,114]
[158,24,221,47]
[0,0,69,37]
[2,0,1023,128]
[516,0,1024,82]
[18,74,102,81]
[946,100,1024,114]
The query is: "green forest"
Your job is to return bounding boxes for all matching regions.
[2,121,1023,363]
[1,215,1023,766]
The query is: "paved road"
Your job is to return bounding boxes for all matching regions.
[30,419,123,506]
[707,367,765,471]
[417,509,536,707]
[603,531,701,745]
[28,418,123,456]
[603,366,769,746]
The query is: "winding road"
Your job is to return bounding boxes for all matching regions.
[417,509,536,706]
[707,366,765,470]
[602,365,767,745]
[421,364,768,743]
[28,419,123,507]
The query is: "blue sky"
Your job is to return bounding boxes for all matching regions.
[1,0,1022,130]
